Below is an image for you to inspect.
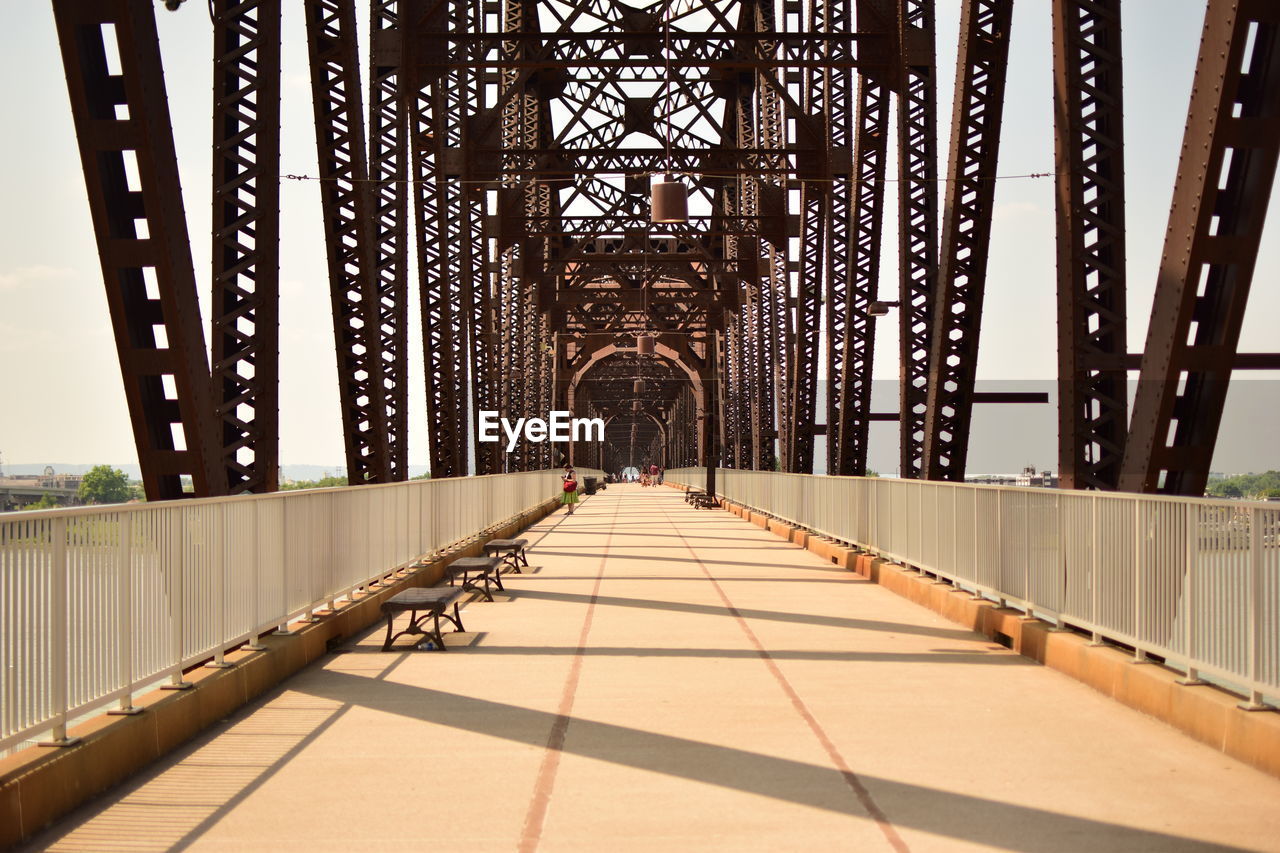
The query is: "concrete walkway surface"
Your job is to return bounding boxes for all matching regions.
[21,485,1280,852]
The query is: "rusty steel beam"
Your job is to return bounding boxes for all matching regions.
[1053,0,1128,491]
[921,0,1013,481]
[830,78,889,476]
[896,0,938,480]
[830,1,894,477]
[369,0,409,480]
[1121,0,1280,496]
[53,0,225,501]
[304,0,390,484]
[211,0,281,495]
[405,0,468,478]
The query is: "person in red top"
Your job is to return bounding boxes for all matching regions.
[649,463,660,486]
[561,466,579,514]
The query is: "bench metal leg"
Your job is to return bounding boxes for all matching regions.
[382,615,396,651]
[462,574,495,602]
[438,602,465,634]
[429,611,447,651]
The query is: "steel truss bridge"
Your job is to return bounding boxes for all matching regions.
[49,0,1280,500]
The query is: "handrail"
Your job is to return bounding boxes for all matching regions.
[0,469,599,752]
[666,468,1279,708]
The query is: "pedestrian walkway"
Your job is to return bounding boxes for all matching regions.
[24,485,1280,852]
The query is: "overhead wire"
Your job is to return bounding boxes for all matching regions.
[281,170,1061,187]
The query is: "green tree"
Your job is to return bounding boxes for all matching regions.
[28,493,61,510]
[280,473,350,491]
[1208,470,1280,499]
[78,465,132,505]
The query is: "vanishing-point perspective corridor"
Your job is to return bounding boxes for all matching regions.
[24,486,1280,852]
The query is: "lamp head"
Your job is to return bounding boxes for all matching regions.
[650,174,688,224]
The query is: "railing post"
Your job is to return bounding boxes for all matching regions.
[246,502,267,650]
[1052,493,1067,631]
[209,505,232,668]
[165,511,192,689]
[1132,499,1148,663]
[278,498,294,635]
[995,492,1007,609]
[971,486,983,599]
[1024,491,1034,617]
[39,516,79,746]
[1239,506,1269,710]
[1177,502,1204,684]
[1089,495,1102,645]
[110,516,141,714]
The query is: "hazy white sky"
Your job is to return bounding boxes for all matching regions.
[1,1,1276,472]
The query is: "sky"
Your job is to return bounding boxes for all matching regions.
[0,0,1277,476]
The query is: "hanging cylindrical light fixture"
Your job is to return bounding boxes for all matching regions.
[650,174,688,224]
[636,334,655,355]
[634,378,645,394]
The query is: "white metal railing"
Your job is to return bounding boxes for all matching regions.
[667,468,1279,707]
[0,469,598,752]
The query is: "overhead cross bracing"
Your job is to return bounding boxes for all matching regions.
[50,0,1280,498]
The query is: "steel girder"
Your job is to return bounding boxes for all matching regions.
[405,0,471,478]
[820,41,851,476]
[1052,0,1128,491]
[895,0,938,480]
[1120,0,1280,496]
[920,0,1013,481]
[53,0,225,501]
[303,0,391,484]
[826,2,892,477]
[369,0,410,480]
[211,0,281,495]
[757,0,789,472]
[830,78,889,475]
[791,0,830,476]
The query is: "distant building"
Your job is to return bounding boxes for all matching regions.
[965,466,1058,489]
[0,467,84,511]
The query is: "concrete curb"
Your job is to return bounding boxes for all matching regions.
[716,497,1280,781]
[0,498,563,849]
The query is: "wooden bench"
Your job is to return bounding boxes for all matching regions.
[684,487,703,505]
[381,587,466,651]
[447,556,504,601]
[483,538,529,574]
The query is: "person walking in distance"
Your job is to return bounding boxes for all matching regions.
[561,466,580,515]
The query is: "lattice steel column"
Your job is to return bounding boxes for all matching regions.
[921,0,1013,481]
[407,0,468,477]
[211,0,280,494]
[304,0,390,484]
[53,0,225,500]
[369,0,409,480]
[1053,0,1127,491]
[824,0,855,471]
[832,78,889,475]
[1120,0,1280,496]
[896,0,938,479]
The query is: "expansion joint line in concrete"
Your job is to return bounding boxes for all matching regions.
[519,495,621,853]
[661,497,911,853]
